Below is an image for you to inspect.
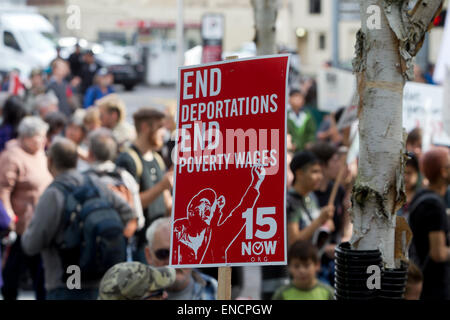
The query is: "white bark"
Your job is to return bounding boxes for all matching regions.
[351,0,443,269]
[252,0,279,56]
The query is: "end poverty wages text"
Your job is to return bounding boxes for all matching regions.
[178,67,281,174]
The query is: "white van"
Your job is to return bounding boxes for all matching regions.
[0,5,57,81]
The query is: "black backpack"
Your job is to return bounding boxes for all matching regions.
[52,174,127,282]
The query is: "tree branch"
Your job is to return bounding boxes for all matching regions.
[381,0,443,80]
[406,0,443,56]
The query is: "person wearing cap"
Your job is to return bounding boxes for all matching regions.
[83,67,115,108]
[98,261,176,300]
[144,217,218,300]
[287,150,334,247]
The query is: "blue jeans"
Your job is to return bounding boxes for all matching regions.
[46,287,99,300]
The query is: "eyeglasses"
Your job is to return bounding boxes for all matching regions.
[140,289,165,300]
[154,248,170,260]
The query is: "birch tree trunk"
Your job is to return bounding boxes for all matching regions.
[252,0,279,55]
[351,0,443,269]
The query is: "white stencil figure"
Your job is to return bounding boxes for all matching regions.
[172,164,265,264]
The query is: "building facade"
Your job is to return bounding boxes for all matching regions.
[28,0,446,75]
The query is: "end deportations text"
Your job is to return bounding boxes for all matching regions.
[178,67,281,175]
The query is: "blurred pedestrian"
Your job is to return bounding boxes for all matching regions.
[83,68,115,108]
[68,43,83,79]
[316,107,345,146]
[43,111,67,149]
[160,101,177,168]
[406,128,423,161]
[24,69,47,114]
[116,108,172,263]
[145,217,217,300]
[0,116,52,300]
[96,94,136,149]
[21,137,135,300]
[397,152,422,220]
[408,147,450,300]
[310,142,351,285]
[64,109,89,171]
[80,50,101,95]
[47,59,76,117]
[85,128,144,241]
[0,96,27,152]
[83,106,101,132]
[34,92,59,119]
[287,89,316,152]
[287,151,334,246]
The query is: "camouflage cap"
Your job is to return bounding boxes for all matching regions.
[98,262,176,300]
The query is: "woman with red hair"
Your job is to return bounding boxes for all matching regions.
[408,147,450,300]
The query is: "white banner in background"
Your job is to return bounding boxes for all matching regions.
[403,82,450,152]
[317,67,356,113]
[444,68,450,137]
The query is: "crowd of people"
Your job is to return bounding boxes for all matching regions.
[0,45,449,301]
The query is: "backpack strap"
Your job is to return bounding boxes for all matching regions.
[153,151,166,171]
[85,168,122,181]
[126,148,143,181]
[49,180,75,200]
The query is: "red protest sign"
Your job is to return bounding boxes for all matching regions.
[170,55,289,268]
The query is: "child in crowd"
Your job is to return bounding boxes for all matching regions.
[272,240,334,300]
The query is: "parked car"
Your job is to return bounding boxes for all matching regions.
[96,51,143,91]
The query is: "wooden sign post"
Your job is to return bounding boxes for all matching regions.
[216,55,239,300]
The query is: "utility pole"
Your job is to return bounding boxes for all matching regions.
[252,0,279,56]
[332,0,340,67]
[176,0,184,66]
